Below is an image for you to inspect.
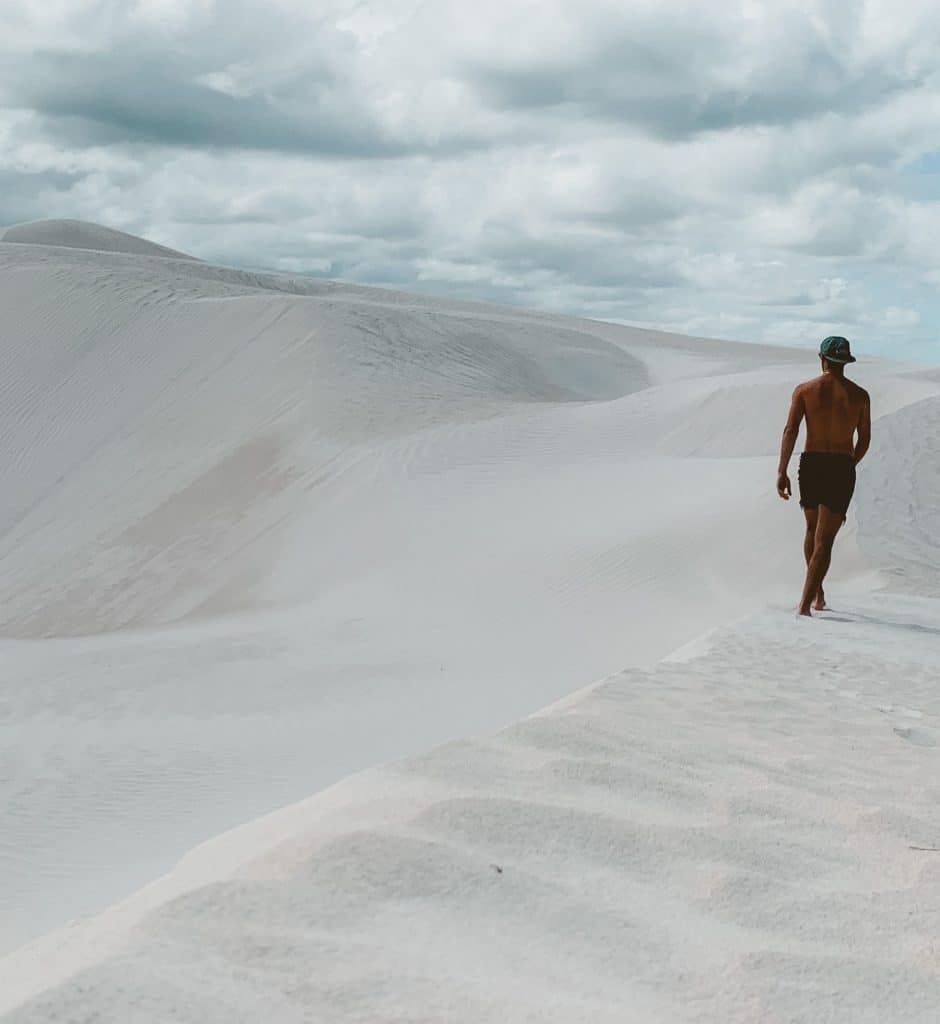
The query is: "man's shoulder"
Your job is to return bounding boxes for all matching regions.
[796,375,869,400]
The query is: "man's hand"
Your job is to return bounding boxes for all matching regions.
[778,387,803,501]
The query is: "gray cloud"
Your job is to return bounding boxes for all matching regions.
[0,166,88,225]
[459,10,919,140]
[18,50,398,156]
[1,1,497,158]
[476,226,686,289]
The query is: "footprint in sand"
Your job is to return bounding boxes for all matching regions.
[892,725,938,748]
[878,704,923,719]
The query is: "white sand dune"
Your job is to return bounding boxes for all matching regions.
[2,222,939,1020]
[0,219,195,259]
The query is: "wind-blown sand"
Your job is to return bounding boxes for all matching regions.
[2,222,938,1020]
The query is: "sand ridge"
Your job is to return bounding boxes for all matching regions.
[0,219,196,259]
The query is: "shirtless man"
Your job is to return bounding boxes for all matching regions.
[777,336,871,616]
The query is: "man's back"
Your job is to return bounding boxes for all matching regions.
[798,373,868,455]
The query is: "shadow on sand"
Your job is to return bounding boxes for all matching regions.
[817,609,940,637]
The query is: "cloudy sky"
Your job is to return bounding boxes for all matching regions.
[2,0,939,356]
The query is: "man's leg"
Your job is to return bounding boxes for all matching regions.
[802,507,826,609]
[799,505,843,616]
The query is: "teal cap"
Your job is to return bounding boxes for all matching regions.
[819,335,856,364]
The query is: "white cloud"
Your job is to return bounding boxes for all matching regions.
[875,306,921,328]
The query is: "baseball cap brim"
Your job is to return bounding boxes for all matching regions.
[823,353,856,364]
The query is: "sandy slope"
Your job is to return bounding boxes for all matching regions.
[4,590,940,1023]
[0,219,195,259]
[0,229,829,952]
[855,388,940,595]
[2,222,939,1019]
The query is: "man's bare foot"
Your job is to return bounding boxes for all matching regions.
[813,590,827,611]
[797,604,812,617]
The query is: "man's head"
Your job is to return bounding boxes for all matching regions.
[819,335,855,373]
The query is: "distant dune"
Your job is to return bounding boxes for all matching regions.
[0,218,195,260]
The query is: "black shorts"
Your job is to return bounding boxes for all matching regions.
[798,451,856,521]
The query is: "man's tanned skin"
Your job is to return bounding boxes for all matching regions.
[777,354,871,616]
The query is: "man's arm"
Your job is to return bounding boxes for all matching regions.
[854,392,871,465]
[777,386,804,499]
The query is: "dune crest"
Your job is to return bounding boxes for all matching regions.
[0,218,195,259]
